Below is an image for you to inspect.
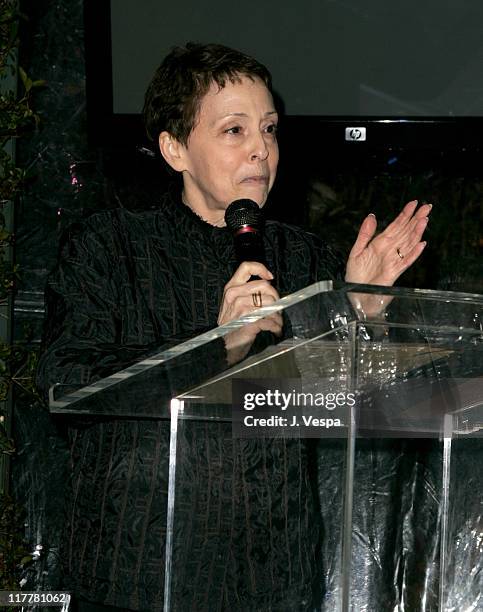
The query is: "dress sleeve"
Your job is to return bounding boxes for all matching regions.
[36,216,229,407]
[35,219,152,398]
[283,232,352,343]
[311,234,346,283]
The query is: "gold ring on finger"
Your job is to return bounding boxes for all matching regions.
[396,247,404,259]
[252,291,263,308]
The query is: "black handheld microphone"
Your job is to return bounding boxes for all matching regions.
[225,200,279,351]
[224,199,266,272]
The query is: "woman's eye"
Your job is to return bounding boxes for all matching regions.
[225,126,242,135]
[265,123,278,135]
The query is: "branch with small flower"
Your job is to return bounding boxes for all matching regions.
[0,0,44,596]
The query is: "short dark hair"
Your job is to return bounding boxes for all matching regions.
[143,42,272,145]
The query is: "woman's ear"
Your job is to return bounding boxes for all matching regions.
[158,132,186,172]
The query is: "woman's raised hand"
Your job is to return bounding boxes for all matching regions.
[345,200,432,286]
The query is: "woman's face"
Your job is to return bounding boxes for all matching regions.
[168,76,279,224]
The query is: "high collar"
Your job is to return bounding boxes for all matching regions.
[161,185,230,235]
[157,186,236,265]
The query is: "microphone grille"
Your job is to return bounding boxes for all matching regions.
[224,199,262,231]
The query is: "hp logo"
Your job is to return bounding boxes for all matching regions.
[345,127,366,142]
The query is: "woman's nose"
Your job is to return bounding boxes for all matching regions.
[249,132,269,161]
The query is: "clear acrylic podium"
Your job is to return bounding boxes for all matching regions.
[50,283,483,612]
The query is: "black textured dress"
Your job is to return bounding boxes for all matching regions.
[36,191,344,611]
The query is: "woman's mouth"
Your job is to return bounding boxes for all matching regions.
[241,175,269,184]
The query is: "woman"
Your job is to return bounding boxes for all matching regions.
[37,43,430,611]
[145,43,430,354]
